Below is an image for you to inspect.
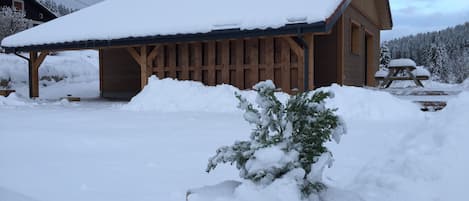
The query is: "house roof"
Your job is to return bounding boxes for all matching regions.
[32,0,60,19]
[1,0,390,53]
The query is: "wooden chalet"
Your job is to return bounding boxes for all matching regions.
[0,0,57,26]
[1,0,392,99]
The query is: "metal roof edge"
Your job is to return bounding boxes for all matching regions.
[3,21,328,53]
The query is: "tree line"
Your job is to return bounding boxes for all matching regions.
[383,22,469,83]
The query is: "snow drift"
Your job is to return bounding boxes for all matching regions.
[123,76,289,113]
[320,84,424,120]
[0,51,98,84]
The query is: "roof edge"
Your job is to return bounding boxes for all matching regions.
[3,22,329,53]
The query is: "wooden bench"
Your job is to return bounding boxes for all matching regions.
[414,101,447,112]
[0,90,16,97]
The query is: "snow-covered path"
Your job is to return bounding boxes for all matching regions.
[0,101,248,201]
[1,51,468,201]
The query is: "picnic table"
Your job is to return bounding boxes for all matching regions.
[375,59,430,88]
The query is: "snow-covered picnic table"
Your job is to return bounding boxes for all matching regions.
[375,59,430,88]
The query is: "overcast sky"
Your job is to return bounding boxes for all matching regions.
[383,0,469,41]
[59,0,469,42]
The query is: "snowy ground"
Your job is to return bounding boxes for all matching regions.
[0,51,468,201]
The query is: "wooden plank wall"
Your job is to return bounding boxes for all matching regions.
[148,37,303,93]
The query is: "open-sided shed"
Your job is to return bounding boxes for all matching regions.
[1,0,392,99]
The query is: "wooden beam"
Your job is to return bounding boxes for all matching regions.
[336,15,345,85]
[127,47,141,65]
[305,34,315,90]
[249,39,259,88]
[284,37,304,58]
[180,43,189,80]
[99,49,104,95]
[147,45,161,65]
[221,40,230,84]
[207,41,216,86]
[280,38,291,93]
[265,37,275,83]
[235,39,245,89]
[33,51,49,69]
[140,45,148,89]
[28,51,48,98]
[193,43,202,81]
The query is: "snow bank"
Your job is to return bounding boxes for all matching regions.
[0,93,30,106]
[320,84,423,120]
[0,51,98,84]
[123,76,288,113]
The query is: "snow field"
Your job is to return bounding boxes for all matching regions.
[1,51,469,201]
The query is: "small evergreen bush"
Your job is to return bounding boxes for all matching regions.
[207,81,346,198]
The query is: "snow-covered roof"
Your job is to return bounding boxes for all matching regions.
[1,0,345,48]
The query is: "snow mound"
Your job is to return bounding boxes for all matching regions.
[388,58,417,67]
[412,66,430,77]
[0,51,98,84]
[0,93,30,106]
[320,84,423,120]
[123,76,288,113]
[374,69,388,78]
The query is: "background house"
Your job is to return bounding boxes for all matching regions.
[0,0,57,26]
[1,0,392,99]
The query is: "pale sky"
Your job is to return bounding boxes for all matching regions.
[383,0,469,41]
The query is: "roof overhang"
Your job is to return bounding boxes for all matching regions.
[2,0,352,53]
[379,0,393,30]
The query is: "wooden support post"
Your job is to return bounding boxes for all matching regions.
[336,16,345,85]
[156,46,165,78]
[235,39,244,89]
[127,46,151,89]
[305,34,315,90]
[207,41,216,86]
[29,51,48,98]
[265,37,275,83]
[180,44,189,80]
[140,46,148,89]
[249,39,259,88]
[193,43,202,81]
[284,36,305,92]
[280,38,291,93]
[221,40,230,84]
[99,49,104,95]
[168,44,176,78]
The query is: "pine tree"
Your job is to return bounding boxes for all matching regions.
[206,81,346,198]
[380,42,392,68]
[0,7,32,42]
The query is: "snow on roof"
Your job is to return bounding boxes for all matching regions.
[1,0,344,48]
[388,59,417,68]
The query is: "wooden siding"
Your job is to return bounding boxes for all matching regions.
[100,48,141,100]
[314,24,339,88]
[342,5,380,86]
[100,37,308,99]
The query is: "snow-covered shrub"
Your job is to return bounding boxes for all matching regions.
[206,81,346,198]
[0,6,32,41]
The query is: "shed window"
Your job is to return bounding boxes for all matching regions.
[351,22,360,55]
[12,0,24,12]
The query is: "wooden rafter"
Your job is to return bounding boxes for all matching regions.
[284,37,304,58]
[147,45,161,65]
[127,47,140,64]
